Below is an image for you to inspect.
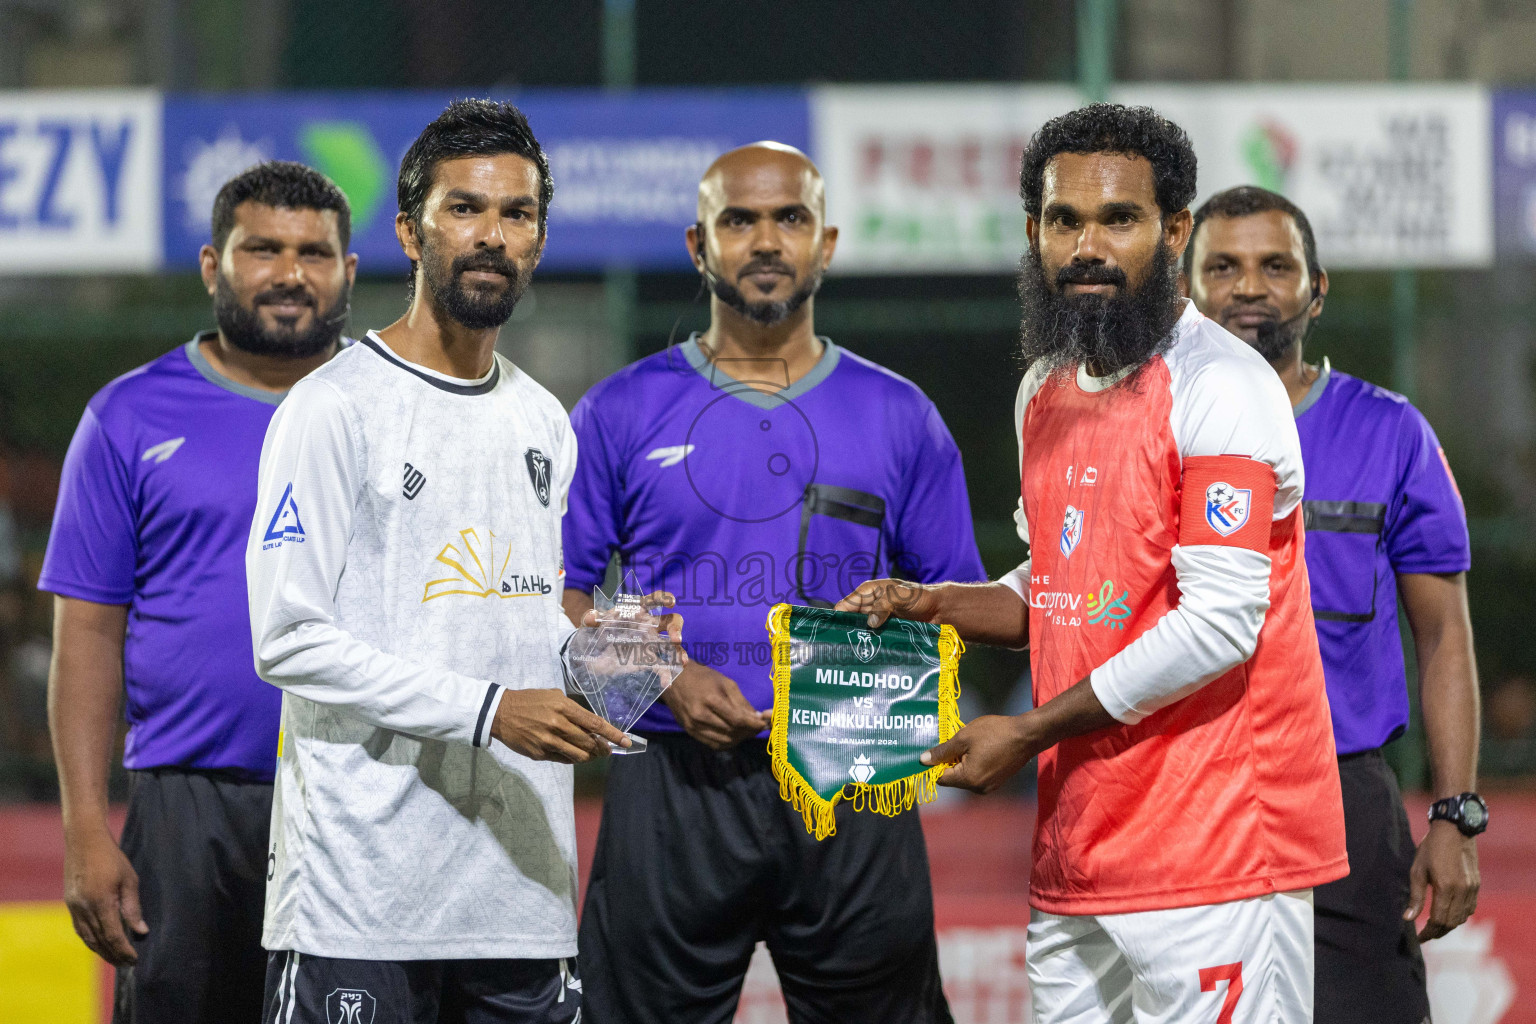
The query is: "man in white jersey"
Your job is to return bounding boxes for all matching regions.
[247,99,669,1023]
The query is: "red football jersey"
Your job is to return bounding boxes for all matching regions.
[1017,302,1347,916]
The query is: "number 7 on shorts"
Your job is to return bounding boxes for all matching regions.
[1199,962,1243,1024]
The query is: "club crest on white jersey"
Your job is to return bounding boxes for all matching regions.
[525,448,552,507]
[1205,481,1251,536]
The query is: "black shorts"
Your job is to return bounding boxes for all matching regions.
[1314,748,1431,1024]
[261,951,582,1024]
[578,734,952,1024]
[113,767,273,1024]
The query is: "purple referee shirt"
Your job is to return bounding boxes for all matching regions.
[1294,360,1471,755]
[564,336,987,733]
[40,333,289,780]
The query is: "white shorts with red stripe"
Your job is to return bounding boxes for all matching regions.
[1026,889,1314,1024]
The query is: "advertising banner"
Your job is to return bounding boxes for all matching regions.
[1134,84,1493,270]
[0,90,161,274]
[1493,91,1536,260]
[812,84,1493,272]
[0,86,1495,275]
[161,90,809,272]
[811,85,1080,274]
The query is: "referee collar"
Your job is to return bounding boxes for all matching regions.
[184,331,287,407]
[679,333,841,411]
[1292,357,1332,420]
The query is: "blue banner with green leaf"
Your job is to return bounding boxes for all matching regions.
[161,89,810,272]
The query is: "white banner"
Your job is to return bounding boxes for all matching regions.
[0,90,161,274]
[811,84,1492,272]
[812,86,1078,274]
[1135,84,1492,270]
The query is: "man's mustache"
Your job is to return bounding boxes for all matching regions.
[1220,301,1283,323]
[738,258,796,281]
[452,252,520,280]
[253,286,316,309]
[1055,262,1127,289]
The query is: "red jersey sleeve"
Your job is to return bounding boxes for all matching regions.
[1178,455,1277,554]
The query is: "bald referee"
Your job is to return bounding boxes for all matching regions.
[563,143,984,1023]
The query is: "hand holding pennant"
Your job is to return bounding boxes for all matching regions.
[766,603,964,840]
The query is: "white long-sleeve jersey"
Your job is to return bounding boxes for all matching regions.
[247,331,577,960]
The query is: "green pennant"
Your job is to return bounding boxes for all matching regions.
[767,603,964,840]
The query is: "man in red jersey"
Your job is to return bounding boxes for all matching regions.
[839,104,1347,1023]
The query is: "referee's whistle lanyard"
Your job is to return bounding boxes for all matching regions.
[795,483,887,608]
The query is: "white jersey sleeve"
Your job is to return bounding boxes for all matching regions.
[551,415,580,637]
[247,378,504,748]
[997,365,1047,601]
[1089,322,1303,725]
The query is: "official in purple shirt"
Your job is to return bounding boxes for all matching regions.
[40,162,355,1024]
[1187,186,1481,1024]
[563,144,984,1024]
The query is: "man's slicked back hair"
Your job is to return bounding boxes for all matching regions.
[397,98,554,236]
[211,160,352,251]
[1020,103,1198,221]
[1187,185,1323,285]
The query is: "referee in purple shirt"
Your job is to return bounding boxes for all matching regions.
[39,163,355,1024]
[1186,186,1483,1024]
[563,143,984,1024]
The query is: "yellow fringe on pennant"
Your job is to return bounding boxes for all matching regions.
[766,603,965,840]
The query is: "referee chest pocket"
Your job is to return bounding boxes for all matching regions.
[1303,501,1385,623]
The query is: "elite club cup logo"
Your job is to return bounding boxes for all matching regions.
[1060,505,1084,557]
[1205,481,1251,536]
[848,754,877,784]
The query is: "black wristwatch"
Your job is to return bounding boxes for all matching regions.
[1428,793,1489,837]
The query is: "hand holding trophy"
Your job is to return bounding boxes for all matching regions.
[563,573,686,754]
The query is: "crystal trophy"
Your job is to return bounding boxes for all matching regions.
[562,573,683,754]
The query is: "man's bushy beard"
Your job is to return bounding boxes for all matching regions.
[422,242,529,330]
[214,273,347,358]
[1017,240,1182,379]
[710,257,822,326]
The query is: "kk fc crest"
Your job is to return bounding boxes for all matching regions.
[525,447,552,508]
[848,629,881,664]
[1060,505,1085,558]
[326,988,376,1024]
[1204,481,1251,537]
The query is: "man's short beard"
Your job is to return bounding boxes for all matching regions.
[1249,307,1313,362]
[421,241,530,330]
[710,268,822,326]
[214,273,347,359]
[1017,240,1183,381]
